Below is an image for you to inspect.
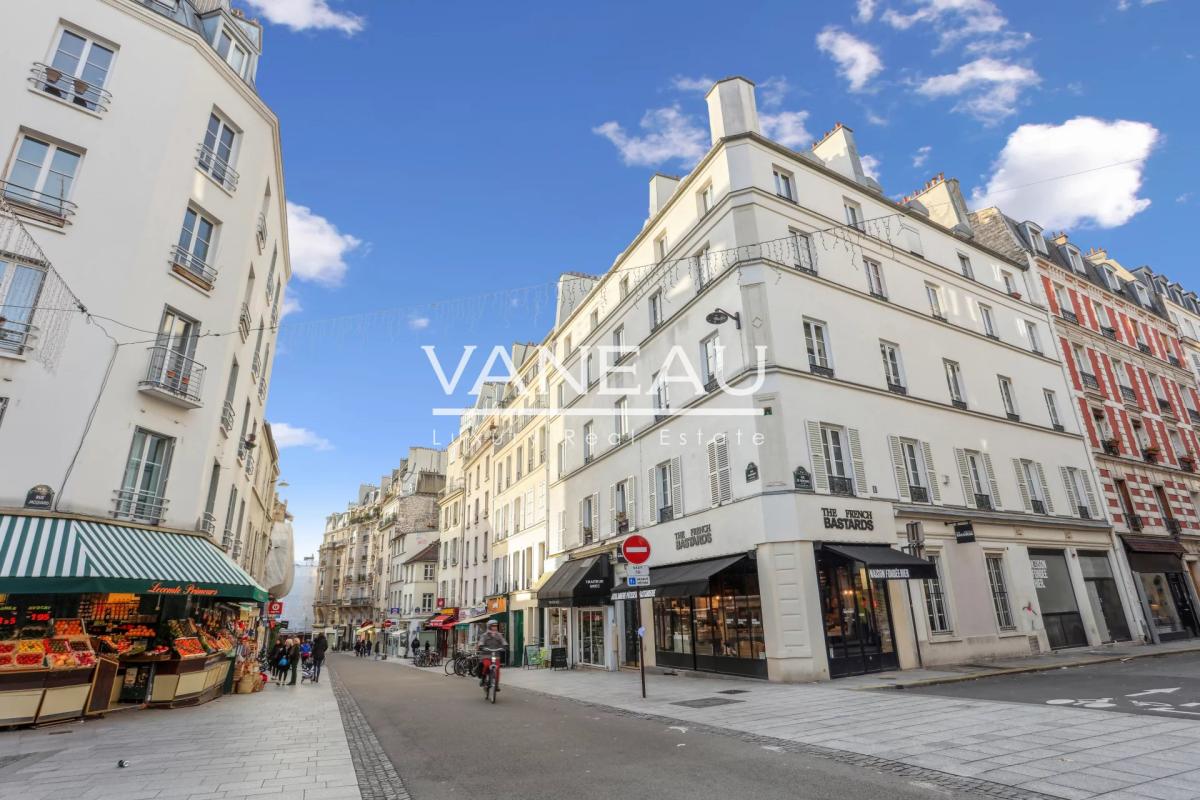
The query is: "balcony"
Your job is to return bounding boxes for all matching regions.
[221,527,235,551]
[244,449,256,477]
[169,244,217,290]
[256,212,267,251]
[1100,326,1117,341]
[220,400,235,435]
[1166,518,1182,538]
[1102,439,1120,456]
[197,512,216,536]
[1080,372,1101,391]
[0,318,36,356]
[582,527,594,545]
[29,62,112,113]
[1158,398,1174,415]
[809,363,834,379]
[1061,309,1078,324]
[1053,423,1065,432]
[112,488,168,525]
[1078,505,1092,520]
[1138,342,1152,355]
[829,475,855,497]
[138,346,205,408]
[1143,448,1160,464]
[238,303,251,340]
[1128,514,1143,532]
[657,505,674,524]
[887,382,907,396]
[1006,413,1021,422]
[909,485,930,503]
[1182,457,1196,472]
[1120,386,1138,404]
[1,180,77,226]
[1169,354,1181,368]
[975,493,994,511]
[1031,498,1047,515]
[1191,409,1200,425]
[196,143,239,192]
[251,351,262,383]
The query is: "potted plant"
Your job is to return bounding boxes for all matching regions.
[1009,291,1022,300]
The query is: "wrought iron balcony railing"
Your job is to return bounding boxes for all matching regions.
[196,143,239,192]
[256,212,267,250]
[1100,326,1117,341]
[138,345,205,407]
[198,512,216,536]
[169,244,217,288]
[909,485,930,503]
[1080,372,1100,391]
[975,493,994,511]
[0,318,36,356]
[220,400,235,434]
[239,303,251,340]
[829,475,855,497]
[1128,514,1143,532]
[29,62,112,113]
[1,180,76,223]
[1031,498,1047,515]
[1060,309,1078,324]
[1120,386,1138,404]
[113,488,168,525]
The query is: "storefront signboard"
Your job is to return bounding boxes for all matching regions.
[146,582,219,597]
[611,588,656,601]
[866,567,920,580]
[821,507,874,531]
[23,485,54,510]
[674,524,713,550]
[953,522,976,544]
[487,596,507,614]
[745,463,759,483]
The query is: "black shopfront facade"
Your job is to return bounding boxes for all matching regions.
[650,554,768,678]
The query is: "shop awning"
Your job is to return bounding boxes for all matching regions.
[537,555,612,607]
[1121,535,1186,555]
[0,515,267,601]
[1121,535,1185,574]
[426,611,458,629]
[648,555,747,598]
[456,610,500,627]
[820,544,937,580]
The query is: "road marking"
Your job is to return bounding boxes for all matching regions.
[1125,688,1180,697]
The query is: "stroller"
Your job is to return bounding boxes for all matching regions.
[300,654,317,684]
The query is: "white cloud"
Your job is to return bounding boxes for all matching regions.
[593,106,708,167]
[285,202,362,287]
[816,27,884,92]
[916,57,1039,122]
[280,294,302,318]
[860,154,882,180]
[242,0,363,34]
[856,0,878,22]
[408,315,431,331]
[757,76,790,108]
[865,110,889,126]
[1176,192,1193,204]
[272,422,333,451]
[882,0,1017,50]
[760,110,812,149]
[971,117,1159,229]
[670,75,714,92]
[912,145,932,167]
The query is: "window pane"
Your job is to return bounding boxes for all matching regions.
[51,31,86,75]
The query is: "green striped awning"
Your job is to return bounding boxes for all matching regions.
[0,515,267,602]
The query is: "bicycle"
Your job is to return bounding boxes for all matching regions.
[415,650,441,667]
[480,647,503,703]
[445,651,479,677]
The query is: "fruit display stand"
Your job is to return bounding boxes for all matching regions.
[0,624,99,726]
[147,627,233,708]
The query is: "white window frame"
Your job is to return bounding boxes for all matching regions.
[998,376,1018,417]
[804,319,832,371]
[701,333,722,386]
[880,340,904,389]
[1025,320,1042,353]
[214,26,250,78]
[0,256,49,354]
[791,229,815,273]
[41,27,116,111]
[614,397,629,441]
[654,233,668,262]
[1044,389,1062,428]
[773,168,794,201]
[985,553,1016,631]
[651,371,669,413]
[649,290,663,329]
[944,360,965,404]
[926,283,945,319]
[865,258,886,298]
[116,427,174,524]
[844,199,864,231]
[900,438,925,489]
[923,553,953,634]
[1001,271,1018,295]
[820,424,850,482]
[957,253,974,280]
[980,303,996,337]
[698,182,714,214]
[582,420,594,462]
[4,133,83,213]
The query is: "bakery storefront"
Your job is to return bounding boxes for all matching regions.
[0,514,267,726]
[1123,535,1200,642]
[650,554,767,679]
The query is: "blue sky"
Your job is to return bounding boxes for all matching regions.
[247,0,1199,557]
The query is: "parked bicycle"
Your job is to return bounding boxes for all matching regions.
[414,649,441,667]
[446,650,480,677]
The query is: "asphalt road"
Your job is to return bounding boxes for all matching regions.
[908,651,1200,719]
[328,655,993,800]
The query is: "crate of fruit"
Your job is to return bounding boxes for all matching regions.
[13,652,46,669]
[53,619,86,637]
[0,641,15,655]
[47,652,77,669]
[72,651,96,668]
[17,639,45,655]
[172,637,206,658]
[44,638,71,655]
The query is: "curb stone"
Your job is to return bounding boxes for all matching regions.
[328,665,411,800]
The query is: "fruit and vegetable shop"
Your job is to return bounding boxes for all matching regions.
[0,514,270,727]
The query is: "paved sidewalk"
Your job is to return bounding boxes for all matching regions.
[391,655,1200,800]
[0,676,358,800]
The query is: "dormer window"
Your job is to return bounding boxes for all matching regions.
[215,27,249,78]
[1133,282,1151,306]
[1064,246,1085,274]
[1024,223,1047,255]
[1101,267,1120,293]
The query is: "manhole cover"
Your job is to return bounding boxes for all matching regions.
[671,697,745,708]
[716,689,749,695]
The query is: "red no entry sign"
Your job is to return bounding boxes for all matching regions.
[622,535,651,565]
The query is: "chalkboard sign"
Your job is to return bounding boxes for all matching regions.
[550,646,568,670]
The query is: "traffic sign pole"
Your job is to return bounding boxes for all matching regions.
[637,595,646,699]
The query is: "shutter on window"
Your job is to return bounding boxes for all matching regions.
[609,483,617,535]
[716,434,731,503]
[707,438,720,507]
[889,436,911,502]
[848,428,867,495]
[1060,467,1080,517]
[1080,472,1100,519]
[806,421,829,492]
[525,489,534,527]
[1012,459,1033,511]
[647,467,657,527]
[1035,462,1055,514]
[578,498,585,540]
[982,453,1002,509]
[921,441,941,503]
[627,476,637,531]
[591,492,600,537]
[954,448,977,508]
[670,456,683,518]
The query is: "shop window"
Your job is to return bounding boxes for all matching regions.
[922,554,952,634]
[985,554,1015,631]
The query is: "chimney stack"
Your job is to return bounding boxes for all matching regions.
[705,77,760,145]
[907,173,973,236]
[649,173,681,217]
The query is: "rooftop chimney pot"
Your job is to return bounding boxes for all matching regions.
[705,77,760,145]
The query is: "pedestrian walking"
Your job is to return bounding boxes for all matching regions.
[269,640,286,683]
[373,639,380,660]
[287,637,301,686]
[273,639,290,685]
[410,636,420,661]
[312,633,328,683]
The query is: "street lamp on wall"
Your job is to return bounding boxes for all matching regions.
[705,307,742,329]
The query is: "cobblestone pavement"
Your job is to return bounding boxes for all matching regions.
[384,655,1200,800]
[328,664,410,800]
[0,674,360,800]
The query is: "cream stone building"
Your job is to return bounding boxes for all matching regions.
[0,0,288,586]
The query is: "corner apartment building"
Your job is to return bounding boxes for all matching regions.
[535,78,1128,682]
[314,484,378,645]
[0,1,288,575]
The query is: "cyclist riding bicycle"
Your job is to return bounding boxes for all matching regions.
[476,620,508,687]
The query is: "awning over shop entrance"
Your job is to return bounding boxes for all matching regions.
[820,543,937,580]
[425,610,458,629]
[537,555,612,607]
[1121,534,1186,574]
[648,555,747,598]
[0,514,267,601]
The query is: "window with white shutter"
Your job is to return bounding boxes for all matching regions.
[707,434,732,506]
